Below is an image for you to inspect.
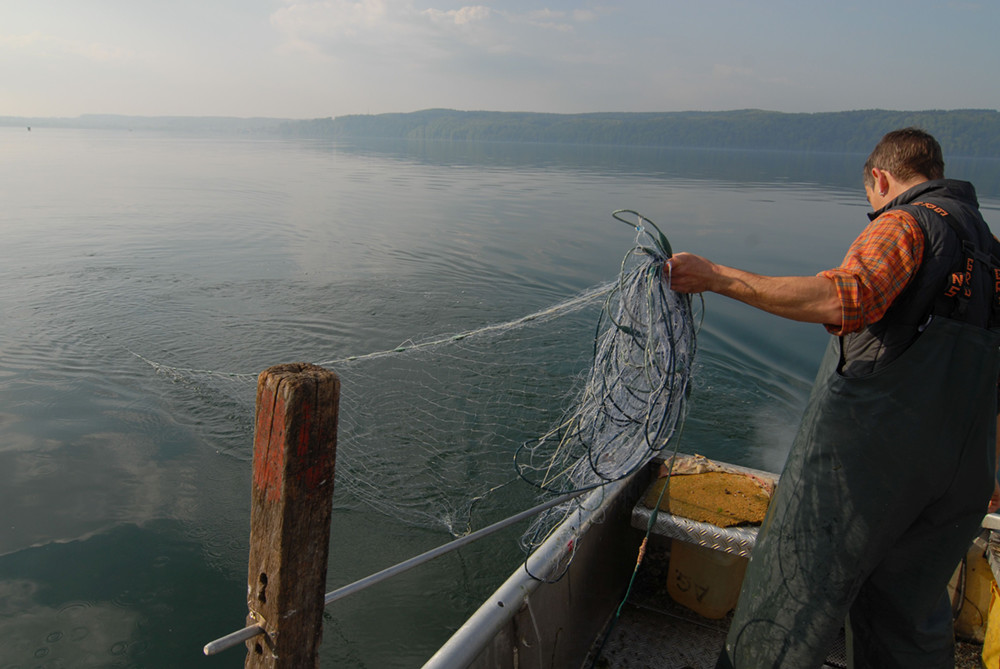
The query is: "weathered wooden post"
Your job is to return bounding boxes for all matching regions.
[245,363,339,669]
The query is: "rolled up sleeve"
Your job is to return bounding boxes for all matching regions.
[817,211,924,335]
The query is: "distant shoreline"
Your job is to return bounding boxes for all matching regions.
[3,109,998,157]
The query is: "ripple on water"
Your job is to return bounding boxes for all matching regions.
[0,597,140,668]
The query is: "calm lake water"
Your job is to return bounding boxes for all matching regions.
[1,127,998,668]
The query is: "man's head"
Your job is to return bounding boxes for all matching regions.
[863,127,944,190]
[863,128,944,210]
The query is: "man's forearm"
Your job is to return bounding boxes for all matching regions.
[666,252,843,327]
[711,266,843,326]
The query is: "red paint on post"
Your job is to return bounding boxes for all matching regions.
[252,384,289,503]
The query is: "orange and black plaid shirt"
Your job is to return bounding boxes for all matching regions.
[818,210,925,335]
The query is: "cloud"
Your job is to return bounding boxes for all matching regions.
[712,63,754,79]
[262,1,625,114]
[709,62,791,92]
[517,9,575,32]
[0,31,133,62]
[270,1,598,61]
[423,5,492,26]
[272,0,390,40]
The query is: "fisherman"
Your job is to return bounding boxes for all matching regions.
[667,127,1000,668]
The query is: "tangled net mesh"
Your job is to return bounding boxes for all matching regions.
[515,210,697,576]
[134,210,698,576]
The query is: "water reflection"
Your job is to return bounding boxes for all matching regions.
[0,521,244,668]
[300,137,1000,200]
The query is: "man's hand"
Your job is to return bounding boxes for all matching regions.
[664,252,721,294]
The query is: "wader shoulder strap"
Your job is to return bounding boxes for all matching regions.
[931,214,1000,327]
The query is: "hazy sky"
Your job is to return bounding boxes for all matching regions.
[3,1,998,119]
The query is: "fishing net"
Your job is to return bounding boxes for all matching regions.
[131,210,697,574]
[515,210,697,576]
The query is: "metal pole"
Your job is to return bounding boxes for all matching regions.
[203,624,265,656]
[204,488,587,656]
[325,488,585,606]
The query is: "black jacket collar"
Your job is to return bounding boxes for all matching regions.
[868,179,979,221]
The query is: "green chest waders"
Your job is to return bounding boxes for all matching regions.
[719,317,1000,669]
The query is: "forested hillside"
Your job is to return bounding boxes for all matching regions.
[280,109,1000,157]
[5,109,997,157]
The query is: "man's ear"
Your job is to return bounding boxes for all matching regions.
[871,168,891,196]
